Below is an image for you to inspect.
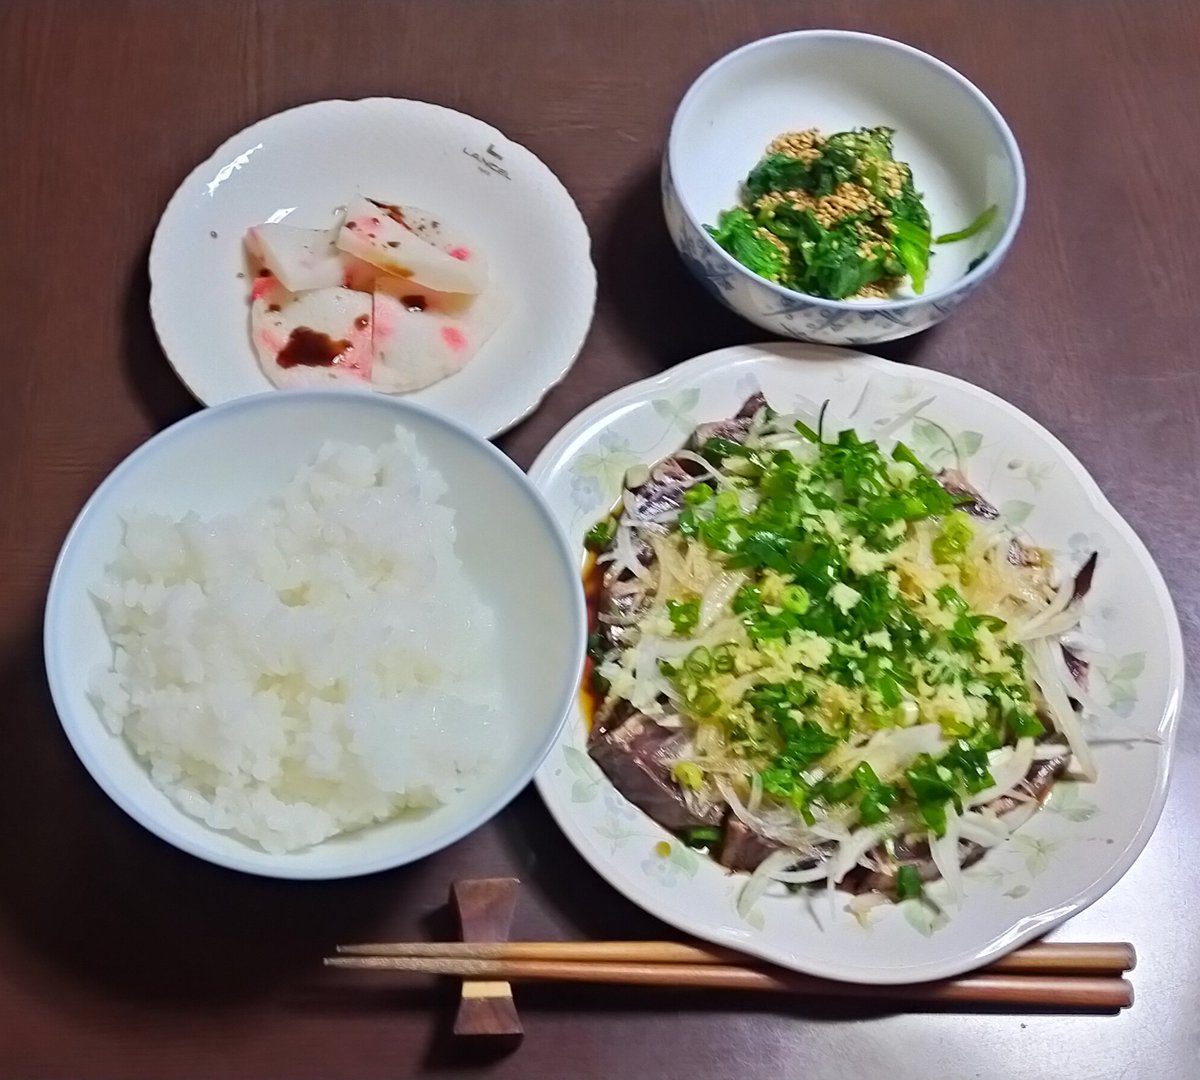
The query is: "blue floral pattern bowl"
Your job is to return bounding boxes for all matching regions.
[663,31,1026,345]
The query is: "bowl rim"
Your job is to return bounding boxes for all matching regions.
[666,29,1027,311]
[42,390,587,880]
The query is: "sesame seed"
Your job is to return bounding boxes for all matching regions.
[766,128,826,163]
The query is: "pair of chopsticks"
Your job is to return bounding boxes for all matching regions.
[327,939,1135,1011]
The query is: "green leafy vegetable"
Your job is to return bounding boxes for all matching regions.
[705,125,964,300]
[935,204,998,244]
[890,177,933,295]
[706,208,789,283]
[745,153,813,200]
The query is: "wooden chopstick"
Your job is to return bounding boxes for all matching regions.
[325,955,1133,1011]
[335,940,1135,977]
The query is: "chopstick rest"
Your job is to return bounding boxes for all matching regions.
[450,877,523,1040]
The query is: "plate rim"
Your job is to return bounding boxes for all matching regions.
[147,96,597,438]
[530,341,1185,984]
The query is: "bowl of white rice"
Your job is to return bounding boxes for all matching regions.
[44,391,585,878]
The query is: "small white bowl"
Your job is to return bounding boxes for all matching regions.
[150,98,597,438]
[663,30,1026,344]
[43,392,586,879]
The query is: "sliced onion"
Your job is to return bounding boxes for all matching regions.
[809,820,852,843]
[756,432,816,458]
[611,523,651,583]
[846,892,892,926]
[716,775,760,833]
[1015,608,1084,642]
[967,737,1035,807]
[997,799,1039,832]
[768,861,831,885]
[715,776,823,852]
[1032,742,1071,761]
[736,850,793,920]
[747,772,763,815]
[1029,639,1097,782]
[958,811,1012,848]
[1019,573,1079,638]
[829,827,887,885]
[698,570,747,632]
[835,724,947,783]
[928,806,964,903]
[1044,640,1120,726]
[672,449,735,488]
[744,405,770,447]
[624,464,651,489]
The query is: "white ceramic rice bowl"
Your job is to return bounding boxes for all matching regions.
[44,392,586,878]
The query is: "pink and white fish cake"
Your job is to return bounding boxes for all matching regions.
[370,278,506,393]
[246,223,377,292]
[336,196,488,295]
[251,275,373,389]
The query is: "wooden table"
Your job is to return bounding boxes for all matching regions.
[2,2,1197,1077]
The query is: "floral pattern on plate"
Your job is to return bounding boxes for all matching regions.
[531,343,1183,984]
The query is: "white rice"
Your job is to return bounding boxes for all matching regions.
[89,428,499,854]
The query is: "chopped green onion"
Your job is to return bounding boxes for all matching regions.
[712,643,737,673]
[671,761,704,790]
[932,511,974,565]
[1010,709,1045,739]
[684,685,720,716]
[934,584,968,613]
[683,825,722,848]
[684,646,712,677]
[684,483,713,506]
[714,490,741,518]
[781,584,811,614]
[667,597,701,636]
[896,864,923,900]
[702,437,744,463]
[584,520,614,551]
[795,418,820,443]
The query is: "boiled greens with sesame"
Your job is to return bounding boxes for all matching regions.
[586,397,1099,909]
[707,127,986,301]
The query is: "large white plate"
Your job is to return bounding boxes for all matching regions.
[149,98,596,438]
[530,343,1184,984]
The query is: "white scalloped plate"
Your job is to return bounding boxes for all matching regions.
[530,342,1183,985]
[149,98,596,438]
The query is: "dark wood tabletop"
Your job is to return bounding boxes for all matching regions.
[2,1,1197,1077]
